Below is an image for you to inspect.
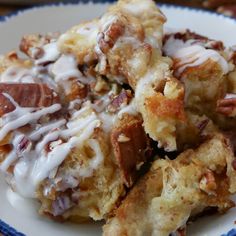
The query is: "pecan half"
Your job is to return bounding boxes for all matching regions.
[199,170,217,195]
[20,33,59,58]
[216,95,236,117]
[217,5,236,17]
[111,114,152,187]
[108,90,133,113]
[0,83,59,116]
[51,195,74,216]
[98,19,125,54]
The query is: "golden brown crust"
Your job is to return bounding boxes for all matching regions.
[37,127,125,221]
[103,134,236,236]
[0,51,32,74]
[111,114,151,187]
[146,93,185,121]
[103,163,163,236]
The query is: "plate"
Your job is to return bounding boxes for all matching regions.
[1,2,236,236]
[0,0,74,5]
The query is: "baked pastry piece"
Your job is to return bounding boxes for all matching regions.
[0,0,159,221]
[59,0,186,152]
[163,30,236,134]
[0,0,236,233]
[103,133,236,236]
[0,68,153,221]
[0,81,124,221]
[163,29,228,115]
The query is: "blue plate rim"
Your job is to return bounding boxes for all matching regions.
[0,0,236,23]
[0,0,236,236]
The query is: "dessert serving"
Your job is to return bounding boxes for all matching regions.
[0,0,236,235]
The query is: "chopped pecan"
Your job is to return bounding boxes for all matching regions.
[111,114,152,187]
[176,227,186,236]
[20,34,48,57]
[199,170,217,195]
[108,90,133,113]
[216,95,236,117]
[0,83,59,116]
[117,133,130,142]
[17,135,32,154]
[66,80,88,101]
[93,77,110,93]
[197,119,209,133]
[20,33,59,58]
[217,5,236,17]
[51,195,74,216]
[98,19,125,54]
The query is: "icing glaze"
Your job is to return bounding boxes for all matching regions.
[164,36,229,75]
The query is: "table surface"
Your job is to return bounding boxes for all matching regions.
[0,1,212,17]
[0,1,235,18]
[0,6,21,16]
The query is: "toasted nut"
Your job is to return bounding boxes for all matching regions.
[118,134,130,143]
[0,83,59,116]
[94,77,110,93]
[199,170,217,195]
[98,19,125,54]
[108,90,133,113]
[216,95,236,117]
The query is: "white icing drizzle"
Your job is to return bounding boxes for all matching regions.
[68,98,83,110]
[22,119,99,197]
[0,93,61,142]
[0,14,146,208]
[52,54,82,82]
[51,54,92,94]
[163,36,229,76]
[0,66,35,83]
[72,139,104,178]
[1,100,101,197]
[29,119,66,141]
[35,42,60,65]
[113,36,141,51]
[91,92,113,113]
[98,112,114,133]
[76,21,99,42]
[135,67,160,100]
[225,93,236,99]
[117,99,138,119]
[100,14,119,33]
[0,16,143,202]
[32,65,59,90]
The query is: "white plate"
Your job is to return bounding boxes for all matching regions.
[0,0,67,5]
[1,2,236,236]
